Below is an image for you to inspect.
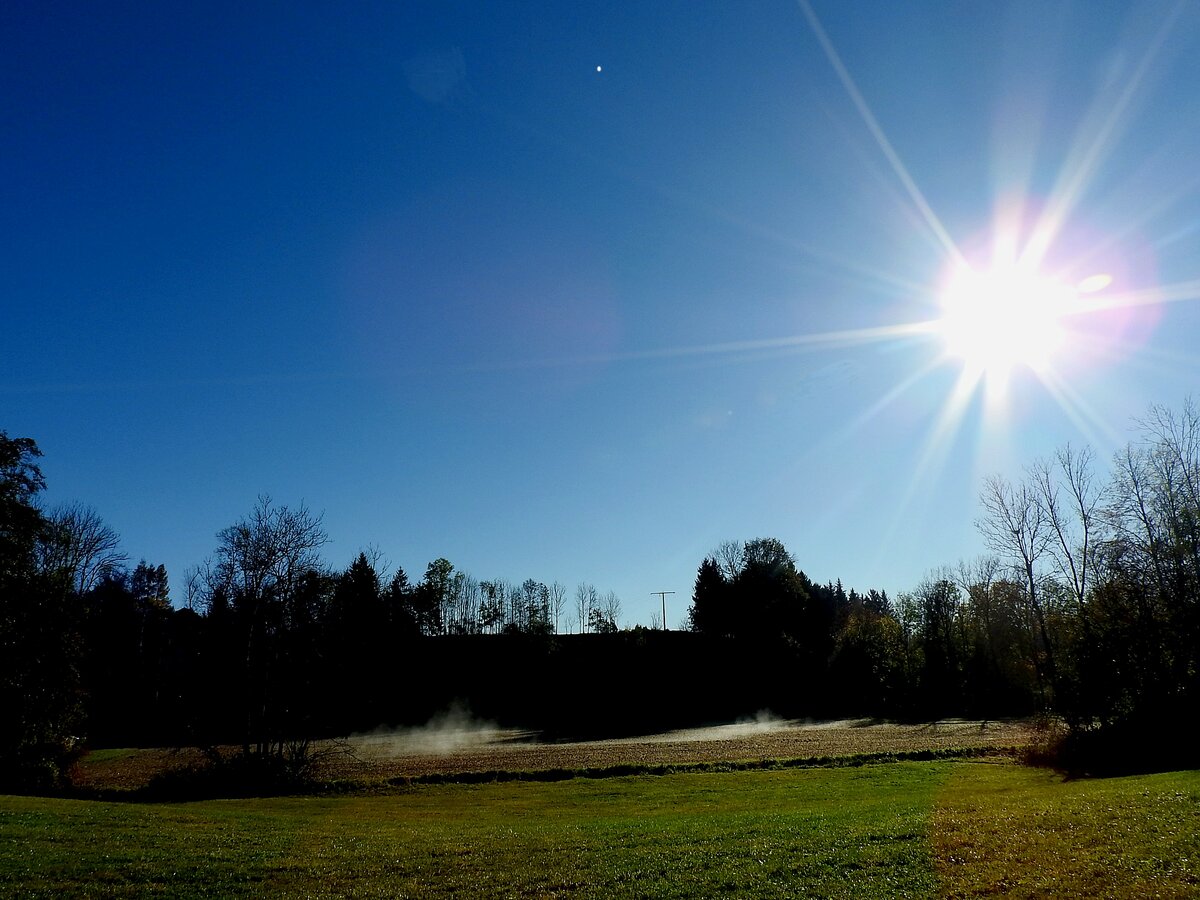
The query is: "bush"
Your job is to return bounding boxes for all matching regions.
[0,736,84,795]
[139,740,328,800]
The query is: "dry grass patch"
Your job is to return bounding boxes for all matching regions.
[933,760,1200,897]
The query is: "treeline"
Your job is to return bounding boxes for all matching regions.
[971,402,1200,769]
[1,433,640,786]
[3,398,1199,786]
[685,401,1200,770]
[685,538,1041,720]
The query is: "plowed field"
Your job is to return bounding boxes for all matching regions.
[331,718,1032,779]
[73,718,1034,791]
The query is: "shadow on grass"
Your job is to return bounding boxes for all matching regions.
[1023,718,1200,779]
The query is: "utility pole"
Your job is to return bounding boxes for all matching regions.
[651,591,675,631]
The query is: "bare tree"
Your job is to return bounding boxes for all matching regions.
[449,573,481,634]
[548,581,568,633]
[1105,399,1200,605]
[183,564,203,612]
[953,555,1000,597]
[1109,441,1170,597]
[714,540,743,582]
[479,580,503,633]
[979,475,1051,606]
[1140,400,1200,588]
[196,496,329,755]
[208,496,328,603]
[575,583,597,634]
[37,501,128,594]
[359,544,391,582]
[600,590,622,630]
[1030,444,1101,611]
[977,474,1058,696]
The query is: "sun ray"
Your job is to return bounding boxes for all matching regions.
[836,357,946,443]
[1071,171,1200,273]
[672,187,936,299]
[796,0,965,267]
[868,365,982,574]
[470,319,944,374]
[1021,3,1185,270]
[910,367,982,498]
[479,96,930,304]
[1073,277,1200,314]
[1036,366,1125,449]
[788,356,948,476]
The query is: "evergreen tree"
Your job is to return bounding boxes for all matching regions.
[688,556,729,635]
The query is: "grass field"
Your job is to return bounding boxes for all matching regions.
[3,760,1198,898]
[933,763,1200,897]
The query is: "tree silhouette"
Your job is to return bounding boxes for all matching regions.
[0,432,86,787]
[191,496,329,756]
[688,556,730,635]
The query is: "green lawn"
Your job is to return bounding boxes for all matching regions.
[2,761,1197,898]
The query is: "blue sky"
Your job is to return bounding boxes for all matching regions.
[5,1,1200,626]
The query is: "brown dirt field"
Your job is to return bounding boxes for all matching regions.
[72,719,1035,791]
[323,718,1034,780]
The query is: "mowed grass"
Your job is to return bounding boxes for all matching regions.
[2,761,1198,898]
[3,764,942,898]
[934,762,1200,898]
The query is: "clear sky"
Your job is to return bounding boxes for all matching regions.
[5,1,1200,626]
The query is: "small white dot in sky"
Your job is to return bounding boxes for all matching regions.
[596,65,602,73]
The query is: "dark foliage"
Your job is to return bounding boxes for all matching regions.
[0,432,84,788]
[5,402,1200,785]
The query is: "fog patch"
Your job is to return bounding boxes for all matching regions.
[629,711,796,744]
[350,702,511,757]
[735,709,786,732]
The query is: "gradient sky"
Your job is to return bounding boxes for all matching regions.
[5,1,1200,626]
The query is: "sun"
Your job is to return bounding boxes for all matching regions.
[935,260,1079,382]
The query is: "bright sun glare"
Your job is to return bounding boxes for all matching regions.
[935,261,1086,383]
